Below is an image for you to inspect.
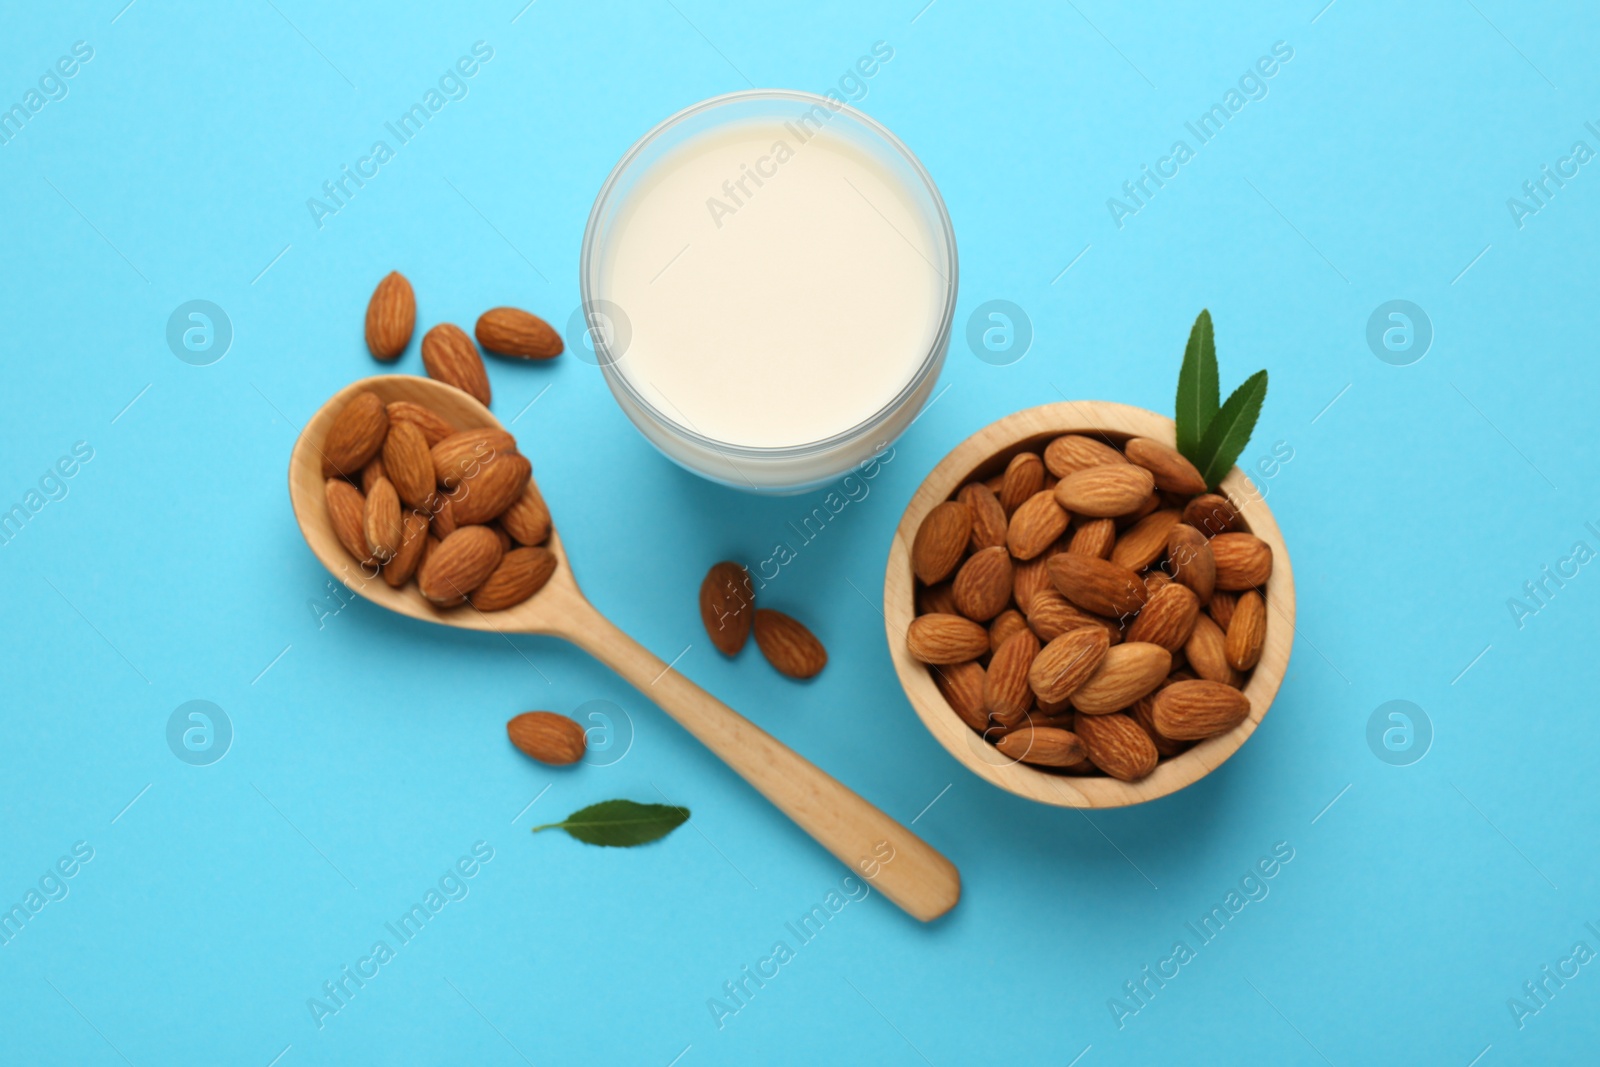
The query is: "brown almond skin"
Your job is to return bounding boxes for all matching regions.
[753,610,827,679]
[1110,509,1183,571]
[417,525,503,604]
[700,561,755,656]
[999,452,1045,514]
[382,512,430,587]
[1167,524,1216,606]
[988,609,1032,653]
[1053,464,1155,517]
[912,501,972,585]
[1184,492,1240,536]
[386,400,456,446]
[1074,712,1159,781]
[471,546,557,610]
[321,391,389,478]
[430,495,458,540]
[1151,680,1251,740]
[1184,612,1241,687]
[381,420,436,510]
[361,457,386,494]
[1209,590,1238,630]
[449,451,532,525]
[1025,590,1122,645]
[506,711,586,765]
[363,476,402,561]
[907,613,990,664]
[325,478,371,564]
[1131,688,1189,757]
[952,546,1014,622]
[1047,554,1148,618]
[984,629,1041,726]
[994,727,1086,767]
[1012,553,1055,615]
[1125,582,1201,652]
[1007,490,1069,560]
[1224,590,1266,671]
[1211,533,1273,590]
[500,480,551,545]
[365,271,415,360]
[917,581,958,616]
[1042,434,1127,478]
[1069,642,1171,714]
[958,482,1009,551]
[432,428,519,488]
[1124,437,1208,495]
[932,660,988,731]
[476,306,564,359]
[422,323,492,407]
[1029,626,1111,704]
[1067,518,1116,559]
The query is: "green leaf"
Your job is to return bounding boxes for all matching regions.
[1191,371,1268,490]
[1175,309,1220,462]
[531,800,689,847]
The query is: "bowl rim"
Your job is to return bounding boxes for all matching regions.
[883,400,1295,809]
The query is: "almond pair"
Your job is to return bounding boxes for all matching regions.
[698,561,826,680]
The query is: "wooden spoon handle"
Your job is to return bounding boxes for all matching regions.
[564,609,961,922]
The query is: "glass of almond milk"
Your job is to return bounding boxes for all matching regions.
[580,90,957,493]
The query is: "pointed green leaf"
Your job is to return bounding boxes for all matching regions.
[531,800,689,847]
[1191,371,1268,490]
[1175,309,1219,462]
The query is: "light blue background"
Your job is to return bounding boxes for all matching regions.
[2,1,1596,1063]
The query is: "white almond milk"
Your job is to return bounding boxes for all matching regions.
[595,119,946,451]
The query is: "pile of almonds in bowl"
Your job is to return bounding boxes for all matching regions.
[902,427,1277,784]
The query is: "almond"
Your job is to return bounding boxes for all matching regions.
[1151,680,1251,740]
[1053,464,1154,517]
[1184,492,1240,536]
[431,495,457,539]
[361,458,386,494]
[1208,590,1238,630]
[1012,554,1055,614]
[994,727,1086,767]
[1131,689,1188,757]
[325,478,371,564]
[1042,434,1127,478]
[1224,590,1266,671]
[1067,518,1116,559]
[999,452,1045,514]
[386,400,456,446]
[1211,533,1273,590]
[1117,490,1162,528]
[476,306,563,359]
[470,546,557,610]
[1184,612,1240,686]
[488,522,513,554]
[1029,627,1111,703]
[952,546,1014,622]
[984,629,1041,726]
[506,711,585,765]
[1166,524,1216,605]
[499,480,551,546]
[449,451,532,525]
[382,512,430,587]
[1069,642,1171,713]
[754,609,827,679]
[321,391,389,477]
[917,581,958,616]
[1124,437,1207,495]
[700,561,755,656]
[417,525,503,604]
[419,323,490,407]
[365,271,415,360]
[432,428,518,489]
[363,476,402,561]
[1047,554,1148,618]
[958,482,1008,551]
[379,420,434,509]
[988,609,1032,652]
[933,660,988,731]
[1074,712,1158,780]
[1006,490,1069,560]
[1125,582,1200,652]
[1110,509,1182,571]
[1143,569,1171,594]
[1025,589,1122,644]
[906,613,990,664]
[912,501,972,584]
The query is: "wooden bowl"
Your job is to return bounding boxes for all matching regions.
[884,401,1294,808]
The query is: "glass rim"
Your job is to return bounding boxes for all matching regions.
[578,88,959,461]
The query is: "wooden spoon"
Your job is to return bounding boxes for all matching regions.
[288,375,960,922]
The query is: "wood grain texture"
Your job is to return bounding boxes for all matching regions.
[290,375,960,921]
[883,400,1295,809]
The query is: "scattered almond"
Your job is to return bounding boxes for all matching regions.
[422,323,492,407]
[476,307,563,359]
[506,711,585,765]
[365,271,415,361]
[754,609,827,679]
[700,561,754,656]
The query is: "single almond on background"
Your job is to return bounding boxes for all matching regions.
[1067,518,1116,559]
[700,561,755,656]
[1125,582,1200,652]
[448,451,532,525]
[1006,490,1069,560]
[381,419,435,509]
[912,500,972,585]
[1167,524,1216,605]
[1074,712,1158,781]
[1047,554,1148,618]
[1110,509,1182,571]
[1208,590,1238,630]
[506,711,586,765]
[754,610,827,679]
[958,482,1008,551]
[321,391,389,477]
[1211,533,1273,590]
[1069,642,1171,714]
[1053,464,1155,517]
[1025,589,1122,644]
[917,581,958,617]
[417,525,503,604]
[1224,590,1266,671]
[382,512,430,587]
[994,727,1086,767]
[422,323,492,407]
[999,452,1045,514]
[933,660,988,731]
[1151,680,1251,740]
[499,480,551,546]
[984,629,1041,726]
[471,546,557,610]
[325,478,371,564]
[363,476,402,561]
[1184,612,1241,687]
[1124,437,1207,495]
[365,271,415,360]
[907,613,990,664]
[432,428,518,488]
[1184,492,1240,536]
[386,400,456,446]
[476,306,563,359]
[952,546,1014,622]
[988,609,1032,653]
[1029,626,1111,704]
[1042,434,1127,478]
